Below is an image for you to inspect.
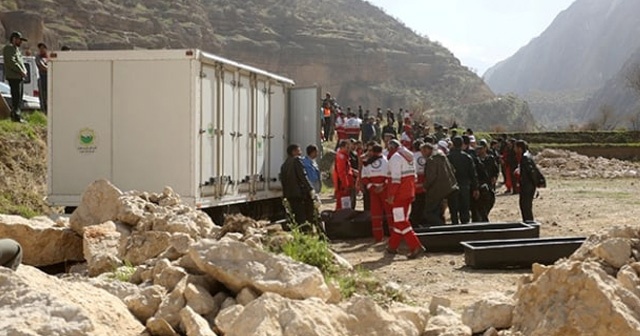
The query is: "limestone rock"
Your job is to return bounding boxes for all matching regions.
[170,232,194,254]
[123,231,172,265]
[117,196,148,226]
[425,306,472,336]
[343,295,426,336]
[512,260,640,336]
[125,285,165,323]
[147,317,179,336]
[0,214,83,266]
[189,238,331,301]
[594,238,631,269]
[184,283,216,315]
[214,304,245,335]
[180,306,217,336]
[83,221,122,276]
[154,265,187,292]
[462,292,515,333]
[0,266,144,336]
[154,277,188,330]
[388,302,431,334]
[81,274,140,301]
[236,287,259,306]
[70,179,123,234]
[221,297,237,311]
[429,296,452,315]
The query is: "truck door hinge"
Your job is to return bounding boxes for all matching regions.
[200,72,207,78]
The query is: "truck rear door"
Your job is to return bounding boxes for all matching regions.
[288,86,321,155]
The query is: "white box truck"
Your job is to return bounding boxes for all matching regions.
[47,49,320,221]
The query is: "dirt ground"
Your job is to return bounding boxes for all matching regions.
[326,177,640,311]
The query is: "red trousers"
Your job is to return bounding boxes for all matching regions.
[388,200,422,250]
[368,187,392,242]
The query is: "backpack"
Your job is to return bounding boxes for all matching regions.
[530,159,546,189]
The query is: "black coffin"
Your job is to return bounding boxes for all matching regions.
[461,237,586,269]
[416,223,539,252]
[321,210,390,240]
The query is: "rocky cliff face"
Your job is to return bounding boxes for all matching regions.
[0,0,534,130]
[484,0,640,129]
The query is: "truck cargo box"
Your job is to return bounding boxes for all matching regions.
[47,49,319,212]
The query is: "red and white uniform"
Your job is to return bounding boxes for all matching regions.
[414,151,426,195]
[361,154,391,242]
[400,131,413,150]
[387,147,422,251]
[335,114,347,140]
[344,116,362,140]
[333,148,353,210]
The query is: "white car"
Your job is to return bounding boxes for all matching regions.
[0,82,41,111]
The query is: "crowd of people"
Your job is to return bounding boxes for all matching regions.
[282,93,545,258]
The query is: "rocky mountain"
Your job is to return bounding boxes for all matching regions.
[0,0,534,130]
[484,0,640,129]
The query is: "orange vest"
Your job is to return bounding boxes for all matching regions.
[323,108,331,117]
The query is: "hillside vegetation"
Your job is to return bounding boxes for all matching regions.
[484,0,640,129]
[1,0,533,130]
[0,112,51,217]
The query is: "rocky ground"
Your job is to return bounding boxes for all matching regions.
[2,150,640,335]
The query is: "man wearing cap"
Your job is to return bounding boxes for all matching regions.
[3,32,29,123]
[447,137,479,224]
[386,140,425,258]
[35,42,49,113]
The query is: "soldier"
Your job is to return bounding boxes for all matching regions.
[472,142,499,222]
[514,140,542,222]
[361,144,391,242]
[447,137,479,224]
[386,140,425,259]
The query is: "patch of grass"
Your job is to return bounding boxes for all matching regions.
[110,260,135,282]
[281,227,336,274]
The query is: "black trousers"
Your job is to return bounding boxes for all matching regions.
[323,116,332,141]
[8,78,23,121]
[38,74,48,113]
[423,198,444,227]
[410,193,426,227]
[471,187,495,223]
[448,185,471,224]
[363,188,371,211]
[288,197,315,228]
[519,188,536,222]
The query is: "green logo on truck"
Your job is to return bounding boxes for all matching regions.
[77,128,97,154]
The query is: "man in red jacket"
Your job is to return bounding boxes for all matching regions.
[386,140,425,259]
[361,144,391,242]
[333,140,353,210]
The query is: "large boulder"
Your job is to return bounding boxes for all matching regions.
[83,221,122,276]
[189,238,331,301]
[512,260,640,336]
[70,179,123,235]
[509,227,640,336]
[216,293,428,336]
[0,265,144,335]
[425,306,472,336]
[462,292,515,333]
[0,214,83,266]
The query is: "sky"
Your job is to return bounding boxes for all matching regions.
[368,0,576,75]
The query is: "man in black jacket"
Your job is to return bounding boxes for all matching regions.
[514,140,539,222]
[280,144,316,226]
[473,142,499,222]
[447,137,479,224]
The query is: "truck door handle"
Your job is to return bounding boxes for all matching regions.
[237,133,244,137]
[230,132,237,137]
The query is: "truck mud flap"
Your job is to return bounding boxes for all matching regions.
[461,237,586,269]
[415,222,539,253]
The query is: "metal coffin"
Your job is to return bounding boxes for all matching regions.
[461,237,586,269]
[416,223,539,252]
